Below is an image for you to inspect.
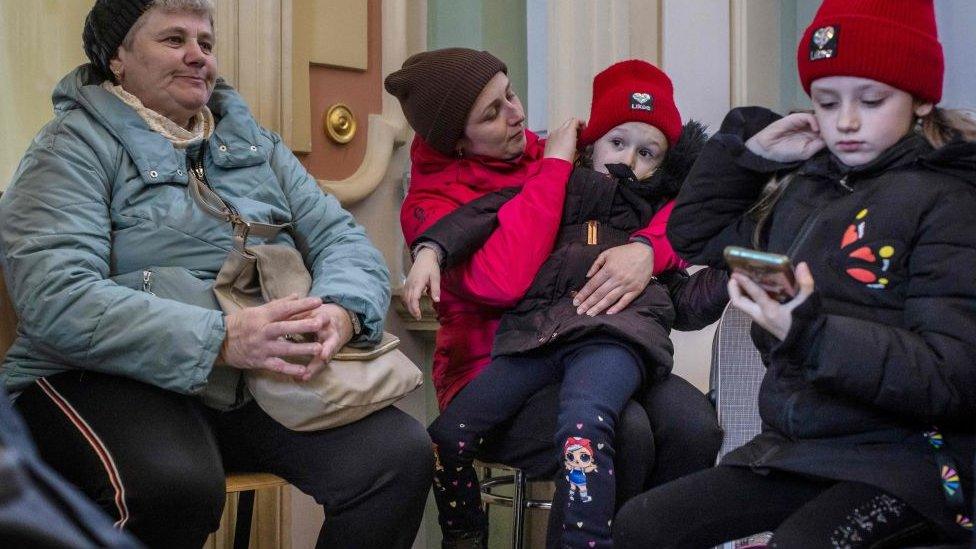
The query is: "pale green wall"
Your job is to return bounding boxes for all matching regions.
[779,0,820,112]
[423,5,532,545]
[427,0,529,120]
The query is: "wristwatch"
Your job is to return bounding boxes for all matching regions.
[345,308,363,338]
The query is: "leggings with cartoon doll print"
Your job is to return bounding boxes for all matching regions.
[428,341,641,549]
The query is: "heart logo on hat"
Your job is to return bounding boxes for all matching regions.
[630,92,654,112]
[809,25,840,61]
[813,26,835,48]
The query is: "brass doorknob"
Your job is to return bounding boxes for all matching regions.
[325,104,357,144]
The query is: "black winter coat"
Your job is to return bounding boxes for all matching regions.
[668,107,976,540]
[418,122,729,384]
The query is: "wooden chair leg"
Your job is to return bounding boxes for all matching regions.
[233,490,256,549]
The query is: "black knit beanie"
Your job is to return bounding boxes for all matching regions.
[384,48,507,156]
[83,0,154,81]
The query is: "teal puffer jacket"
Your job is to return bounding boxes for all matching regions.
[0,65,390,410]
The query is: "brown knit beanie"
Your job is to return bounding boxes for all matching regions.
[385,48,507,156]
[83,0,154,82]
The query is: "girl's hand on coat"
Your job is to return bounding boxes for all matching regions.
[221,295,325,377]
[402,247,441,320]
[299,303,354,382]
[574,242,655,316]
[544,117,583,163]
[745,113,826,163]
[729,262,815,340]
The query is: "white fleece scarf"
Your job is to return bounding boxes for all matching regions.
[102,81,214,149]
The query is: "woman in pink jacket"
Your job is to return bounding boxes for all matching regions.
[386,48,720,546]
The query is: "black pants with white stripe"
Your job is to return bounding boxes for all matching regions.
[14,371,433,549]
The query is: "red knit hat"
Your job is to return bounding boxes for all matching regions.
[797,0,943,103]
[578,60,682,148]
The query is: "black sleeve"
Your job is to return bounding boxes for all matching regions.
[667,107,801,267]
[412,186,521,269]
[660,268,730,331]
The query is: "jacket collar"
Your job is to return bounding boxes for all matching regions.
[53,65,269,186]
[799,133,930,181]
[409,129,545,194]
[638,120,708,199]
[798,131,976,191]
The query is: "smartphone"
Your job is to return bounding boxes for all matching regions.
[723,246,797,302]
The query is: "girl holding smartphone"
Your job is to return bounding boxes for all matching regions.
[615,0,976,547]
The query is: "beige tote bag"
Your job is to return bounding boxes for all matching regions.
[190,155,421,430]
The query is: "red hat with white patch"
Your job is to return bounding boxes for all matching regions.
[797,0,943,103]
[579,59,682,147]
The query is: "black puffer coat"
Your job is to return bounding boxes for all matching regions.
[418,122,728,384]
[668,107,976,540]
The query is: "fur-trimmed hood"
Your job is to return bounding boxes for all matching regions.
[641,119,709,199]
[579,119,709,202]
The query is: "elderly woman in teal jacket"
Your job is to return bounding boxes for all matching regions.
[0,0,432,547]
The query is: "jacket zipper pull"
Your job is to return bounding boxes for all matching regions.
[586,220,599,245]
[838,175,854,193]
[142,269,155,296]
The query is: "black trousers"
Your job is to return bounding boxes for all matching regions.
[15,371,433,549]
[614,465,941,549]
[478,373,721,486]
[474,372,722,547]
[430,342,643,548]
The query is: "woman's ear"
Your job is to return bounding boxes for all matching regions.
[455,137,469,158]
[914,101,934,117]
[109,58,124,82]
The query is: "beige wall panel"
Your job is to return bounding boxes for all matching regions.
[547,0,662,128]
[307,0,368,69]
[214,0,286,136]
[214,0,240,87]
[629,0,662,67]
[662,0,731,133]
[235,0,284,131]
[1,1,89,188]
[730,0,781,109]
[289,0,367,150]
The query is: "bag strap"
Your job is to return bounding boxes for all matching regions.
[187,143,291,246]
[333,332,400,361]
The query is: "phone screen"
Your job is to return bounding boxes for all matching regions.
[724,246,798,303]
[732,265,796,302]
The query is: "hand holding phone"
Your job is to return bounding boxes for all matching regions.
[723,246,797,302]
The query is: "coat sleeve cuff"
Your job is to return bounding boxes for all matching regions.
[411,241,446,266]
[190,313,224,394]
[629,235,653,249]
[769,290,824,364]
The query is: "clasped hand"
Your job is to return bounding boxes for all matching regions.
[221,295,354,381]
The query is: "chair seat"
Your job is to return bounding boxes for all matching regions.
[225,472,289,494]
[209,473,291,549]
